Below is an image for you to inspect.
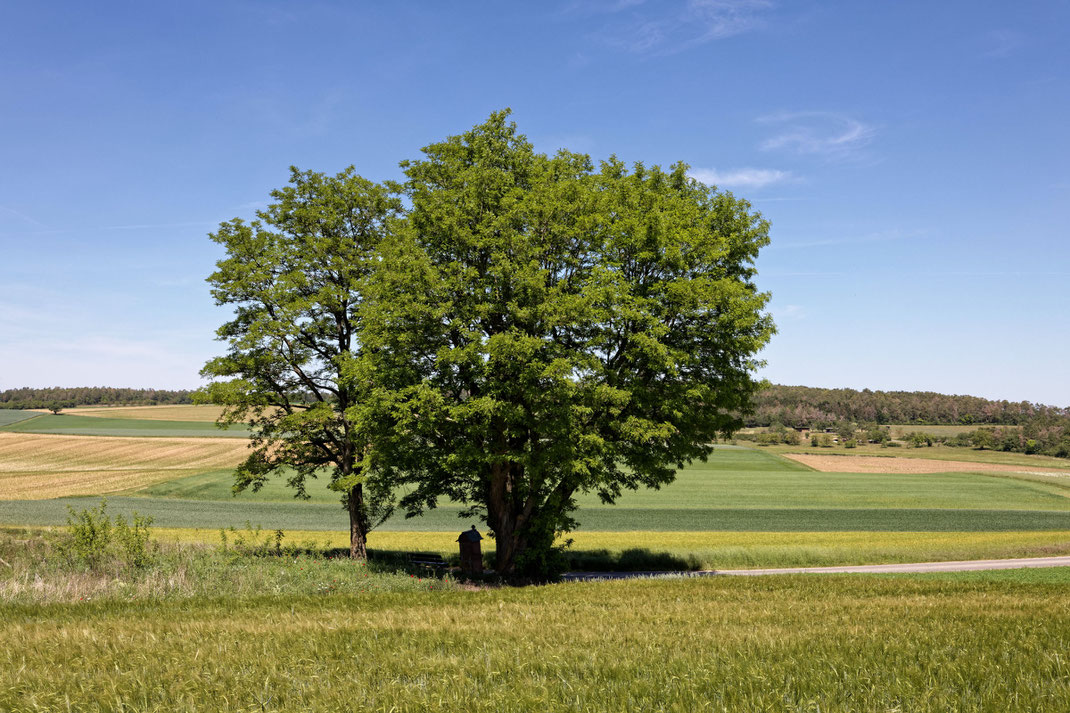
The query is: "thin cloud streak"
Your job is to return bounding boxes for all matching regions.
[592,0,774,55]
[0,205,50,229]
[758,111,875,160]
[689,167,794,189]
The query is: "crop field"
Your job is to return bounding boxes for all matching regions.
[756,440,1070,469]
[0,413,250,438]
[4,416,1070,570]
[0,433,249,499]
[68,404,227,421]
[3,574,1070,711]
[0,410,41,427]
[783,452,1070,475]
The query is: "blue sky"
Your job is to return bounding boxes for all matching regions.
[2,1,1067,405]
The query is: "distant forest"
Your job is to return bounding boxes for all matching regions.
[0,387,193,410]
[2,383,1066,458]
[749,384,1070,459]
[749,384,1068,428]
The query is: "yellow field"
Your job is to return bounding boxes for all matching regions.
[145,528,1070,569]
[0,433,249,499]
[67,404,228,421]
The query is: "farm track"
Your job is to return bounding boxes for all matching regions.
[564,554,1070,580]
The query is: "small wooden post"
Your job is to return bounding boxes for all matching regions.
[457,526,483,575]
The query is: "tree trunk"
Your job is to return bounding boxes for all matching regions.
[347,483,368,560]
[488,463,524,574]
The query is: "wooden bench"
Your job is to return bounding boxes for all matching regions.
[407,552,447,572]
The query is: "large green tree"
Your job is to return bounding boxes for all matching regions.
[199,167,400,559]
[366,111,775,576]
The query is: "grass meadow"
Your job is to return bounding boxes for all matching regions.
[3,572,1070,711]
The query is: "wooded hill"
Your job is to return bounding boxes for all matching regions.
[0,387,193,410]
[749,384,1069,428]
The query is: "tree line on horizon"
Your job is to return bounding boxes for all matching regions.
[745,385,1070,459]
[0,387,193,410]
[748,384,1069,428]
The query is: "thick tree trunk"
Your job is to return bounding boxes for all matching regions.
[347,483,368,560]
[488,463,524,574]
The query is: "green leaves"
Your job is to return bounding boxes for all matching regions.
[201,111,774,572]
[361,110,775,575]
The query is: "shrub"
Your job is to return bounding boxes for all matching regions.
[52,499,156,570]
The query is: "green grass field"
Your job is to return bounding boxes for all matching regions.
[4,574,1070,711]
[0,410,41,427]
[0,413,250,438]
[886,423,988,438]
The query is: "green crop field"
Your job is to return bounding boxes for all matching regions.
[0,413,250,438]
[3,573,1070,711]
[5,437,1070,570]
[5,445,1070,534]
[0,410,41,427]
[133,447,1070,511]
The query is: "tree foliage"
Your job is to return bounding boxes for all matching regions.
[364,111,774,576]
[198,167,401,558]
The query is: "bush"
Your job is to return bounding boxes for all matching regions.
[844,439,857,449]
[51,499,156,570]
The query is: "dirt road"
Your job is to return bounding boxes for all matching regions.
[563,555,1070,580]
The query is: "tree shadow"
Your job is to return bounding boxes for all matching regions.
[564,548,703,572]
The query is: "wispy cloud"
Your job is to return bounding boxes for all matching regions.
[0,205,50,230]
[101,220,217,230]
[768,228,922,250]
[689,167,793,189]
[591,0,774,55]
[772,303,805,321]
[758,111,875,160]
[981,29,1024,58]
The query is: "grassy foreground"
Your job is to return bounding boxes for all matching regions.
[4,574,1070,711]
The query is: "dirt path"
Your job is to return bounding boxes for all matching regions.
[782,453,1069,476]
[563,555,1070,580]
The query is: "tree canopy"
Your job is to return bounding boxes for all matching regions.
[363,111,774,575]
[200,111,775,573]
[199,167,400,558]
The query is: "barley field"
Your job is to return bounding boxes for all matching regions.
[3,574,1069,711]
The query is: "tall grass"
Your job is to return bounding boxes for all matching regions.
[3,575,1069,711]
[0,526,454,605]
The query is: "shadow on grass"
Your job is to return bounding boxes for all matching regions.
[564,548,703,572]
